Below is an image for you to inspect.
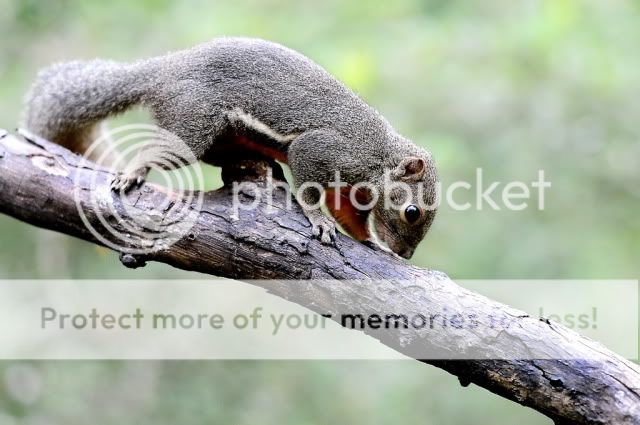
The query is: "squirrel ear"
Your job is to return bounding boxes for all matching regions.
[393,157,426,182]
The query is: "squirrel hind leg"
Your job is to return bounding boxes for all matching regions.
[152,103,229,158]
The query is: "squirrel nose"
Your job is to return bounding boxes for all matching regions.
[399,248,414,259]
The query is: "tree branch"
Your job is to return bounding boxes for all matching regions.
[0,129,638,424]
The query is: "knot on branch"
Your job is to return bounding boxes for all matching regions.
[119,253,147,269]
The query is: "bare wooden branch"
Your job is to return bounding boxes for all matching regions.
[0,129,638,424]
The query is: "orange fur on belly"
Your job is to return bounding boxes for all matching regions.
[324,186,372,241]
[234,134,288,163]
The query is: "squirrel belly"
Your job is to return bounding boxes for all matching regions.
[227,134,289,164]
[212,108,293,164]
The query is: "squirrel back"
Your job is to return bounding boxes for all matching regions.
[23,38,394,162]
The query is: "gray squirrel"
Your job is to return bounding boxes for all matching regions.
[23,37,438,259]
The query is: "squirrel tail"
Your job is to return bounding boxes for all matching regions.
[22,59,151,161]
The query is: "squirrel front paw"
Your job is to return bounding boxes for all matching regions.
[111,168,147,192]
[309,214,337,245]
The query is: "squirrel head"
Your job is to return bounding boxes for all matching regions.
[368,152,438,259]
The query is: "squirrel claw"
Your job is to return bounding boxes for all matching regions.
[111,169,147,193]
[310,215,336,245]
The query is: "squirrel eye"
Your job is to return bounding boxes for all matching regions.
[403,205,421,224]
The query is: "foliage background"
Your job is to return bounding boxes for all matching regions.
[0,0,638,424]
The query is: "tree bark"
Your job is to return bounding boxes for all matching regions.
[0,129,638,424]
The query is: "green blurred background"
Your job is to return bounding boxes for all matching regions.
[0,0,638,423]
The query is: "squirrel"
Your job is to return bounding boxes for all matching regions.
[23,37,438,259]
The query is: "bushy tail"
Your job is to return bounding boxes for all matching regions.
[23,59,149,159]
